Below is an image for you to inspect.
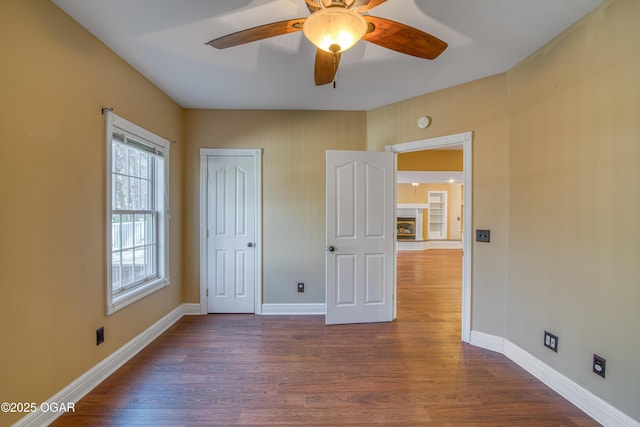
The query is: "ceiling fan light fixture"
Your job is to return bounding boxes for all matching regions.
[303,6,368,53]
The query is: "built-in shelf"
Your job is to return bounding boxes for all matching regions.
[428,191,448,240]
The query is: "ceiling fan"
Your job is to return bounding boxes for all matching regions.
[207,0,448,86]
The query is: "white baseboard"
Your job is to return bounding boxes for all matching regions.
[14,303,197,427]
[261,303,325,315]
[182,302,202,316]
[469,330,505,353]
[470,330,639,427]
[397,240,462,251]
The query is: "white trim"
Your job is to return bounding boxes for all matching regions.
[397,203,429,209]
[469,331,640,427]
[389,132,471,152]
[469,330,505,353]
[386,131,472,343]
[397,240,463,251]
[199,148,263,315]
[104,110,171,316]
[13,304,199,427]
[198,153,208,315]
[182,303,202,316]
[261,303,326,315]
[200,148,262,157]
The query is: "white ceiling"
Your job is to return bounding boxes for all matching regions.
[51,0,604,111]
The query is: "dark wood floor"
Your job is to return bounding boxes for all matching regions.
[53,250,599,426]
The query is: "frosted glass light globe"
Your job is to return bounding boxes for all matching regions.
[303,7,368,53]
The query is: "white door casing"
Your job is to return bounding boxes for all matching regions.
[325,150,396,325]
[199,149,262,314]
[386,132,472,342]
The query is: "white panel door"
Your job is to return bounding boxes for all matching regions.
[326,150,395,325]
[207,155,257,313]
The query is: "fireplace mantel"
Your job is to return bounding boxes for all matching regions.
[397,204,428,240]
[397,203,429,210]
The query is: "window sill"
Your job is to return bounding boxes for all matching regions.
[106,277,170,316]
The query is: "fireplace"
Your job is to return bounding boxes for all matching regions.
[397,204,427,241]
[397,217,416,240]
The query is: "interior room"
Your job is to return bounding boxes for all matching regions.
[396,148,464,249]
[1,0,638,425]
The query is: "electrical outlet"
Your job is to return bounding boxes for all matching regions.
[96,327,105,346]
[476,229,490,242]
[544,331,558,352]
[297,282,304,293]
[593,354,606,378]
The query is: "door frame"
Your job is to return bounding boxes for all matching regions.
[386,131,472,343]
[199,148,263,315]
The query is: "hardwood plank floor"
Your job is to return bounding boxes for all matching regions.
[53,250,599,426]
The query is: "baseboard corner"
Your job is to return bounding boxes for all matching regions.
[469,331,639,427]
[182,302,203,315]
[469,329,505,353]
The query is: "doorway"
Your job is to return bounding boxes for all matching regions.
[386,132,472,342]
[199,148,263,314]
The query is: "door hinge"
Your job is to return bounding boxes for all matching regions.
[206,288,209,297]
[206,230,209,238]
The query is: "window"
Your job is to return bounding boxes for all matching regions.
[105,111,170,315]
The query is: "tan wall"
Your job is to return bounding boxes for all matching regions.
[2,0,639,423]
[368,73,511,337]
[183,109,366,305]
[0,2,184,424]
[370,0,640,418]
[505,0,640,419]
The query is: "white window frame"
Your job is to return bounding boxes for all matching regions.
[105,111,170,315]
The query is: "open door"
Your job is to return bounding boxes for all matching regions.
[325,150,395,325]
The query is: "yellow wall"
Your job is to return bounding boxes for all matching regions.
[0,1,184,424]
[397,183,463,240]
[183,109,366,304]
[396,145,463,241]
[398,150,463,171]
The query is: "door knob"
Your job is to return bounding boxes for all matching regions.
[247,242,254,248]
[328,245,335,252]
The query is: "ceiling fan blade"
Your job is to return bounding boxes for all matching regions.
[207,18,306,49]
[352,0,387,12]
[315,49,341,86]
[362,16,447,59]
